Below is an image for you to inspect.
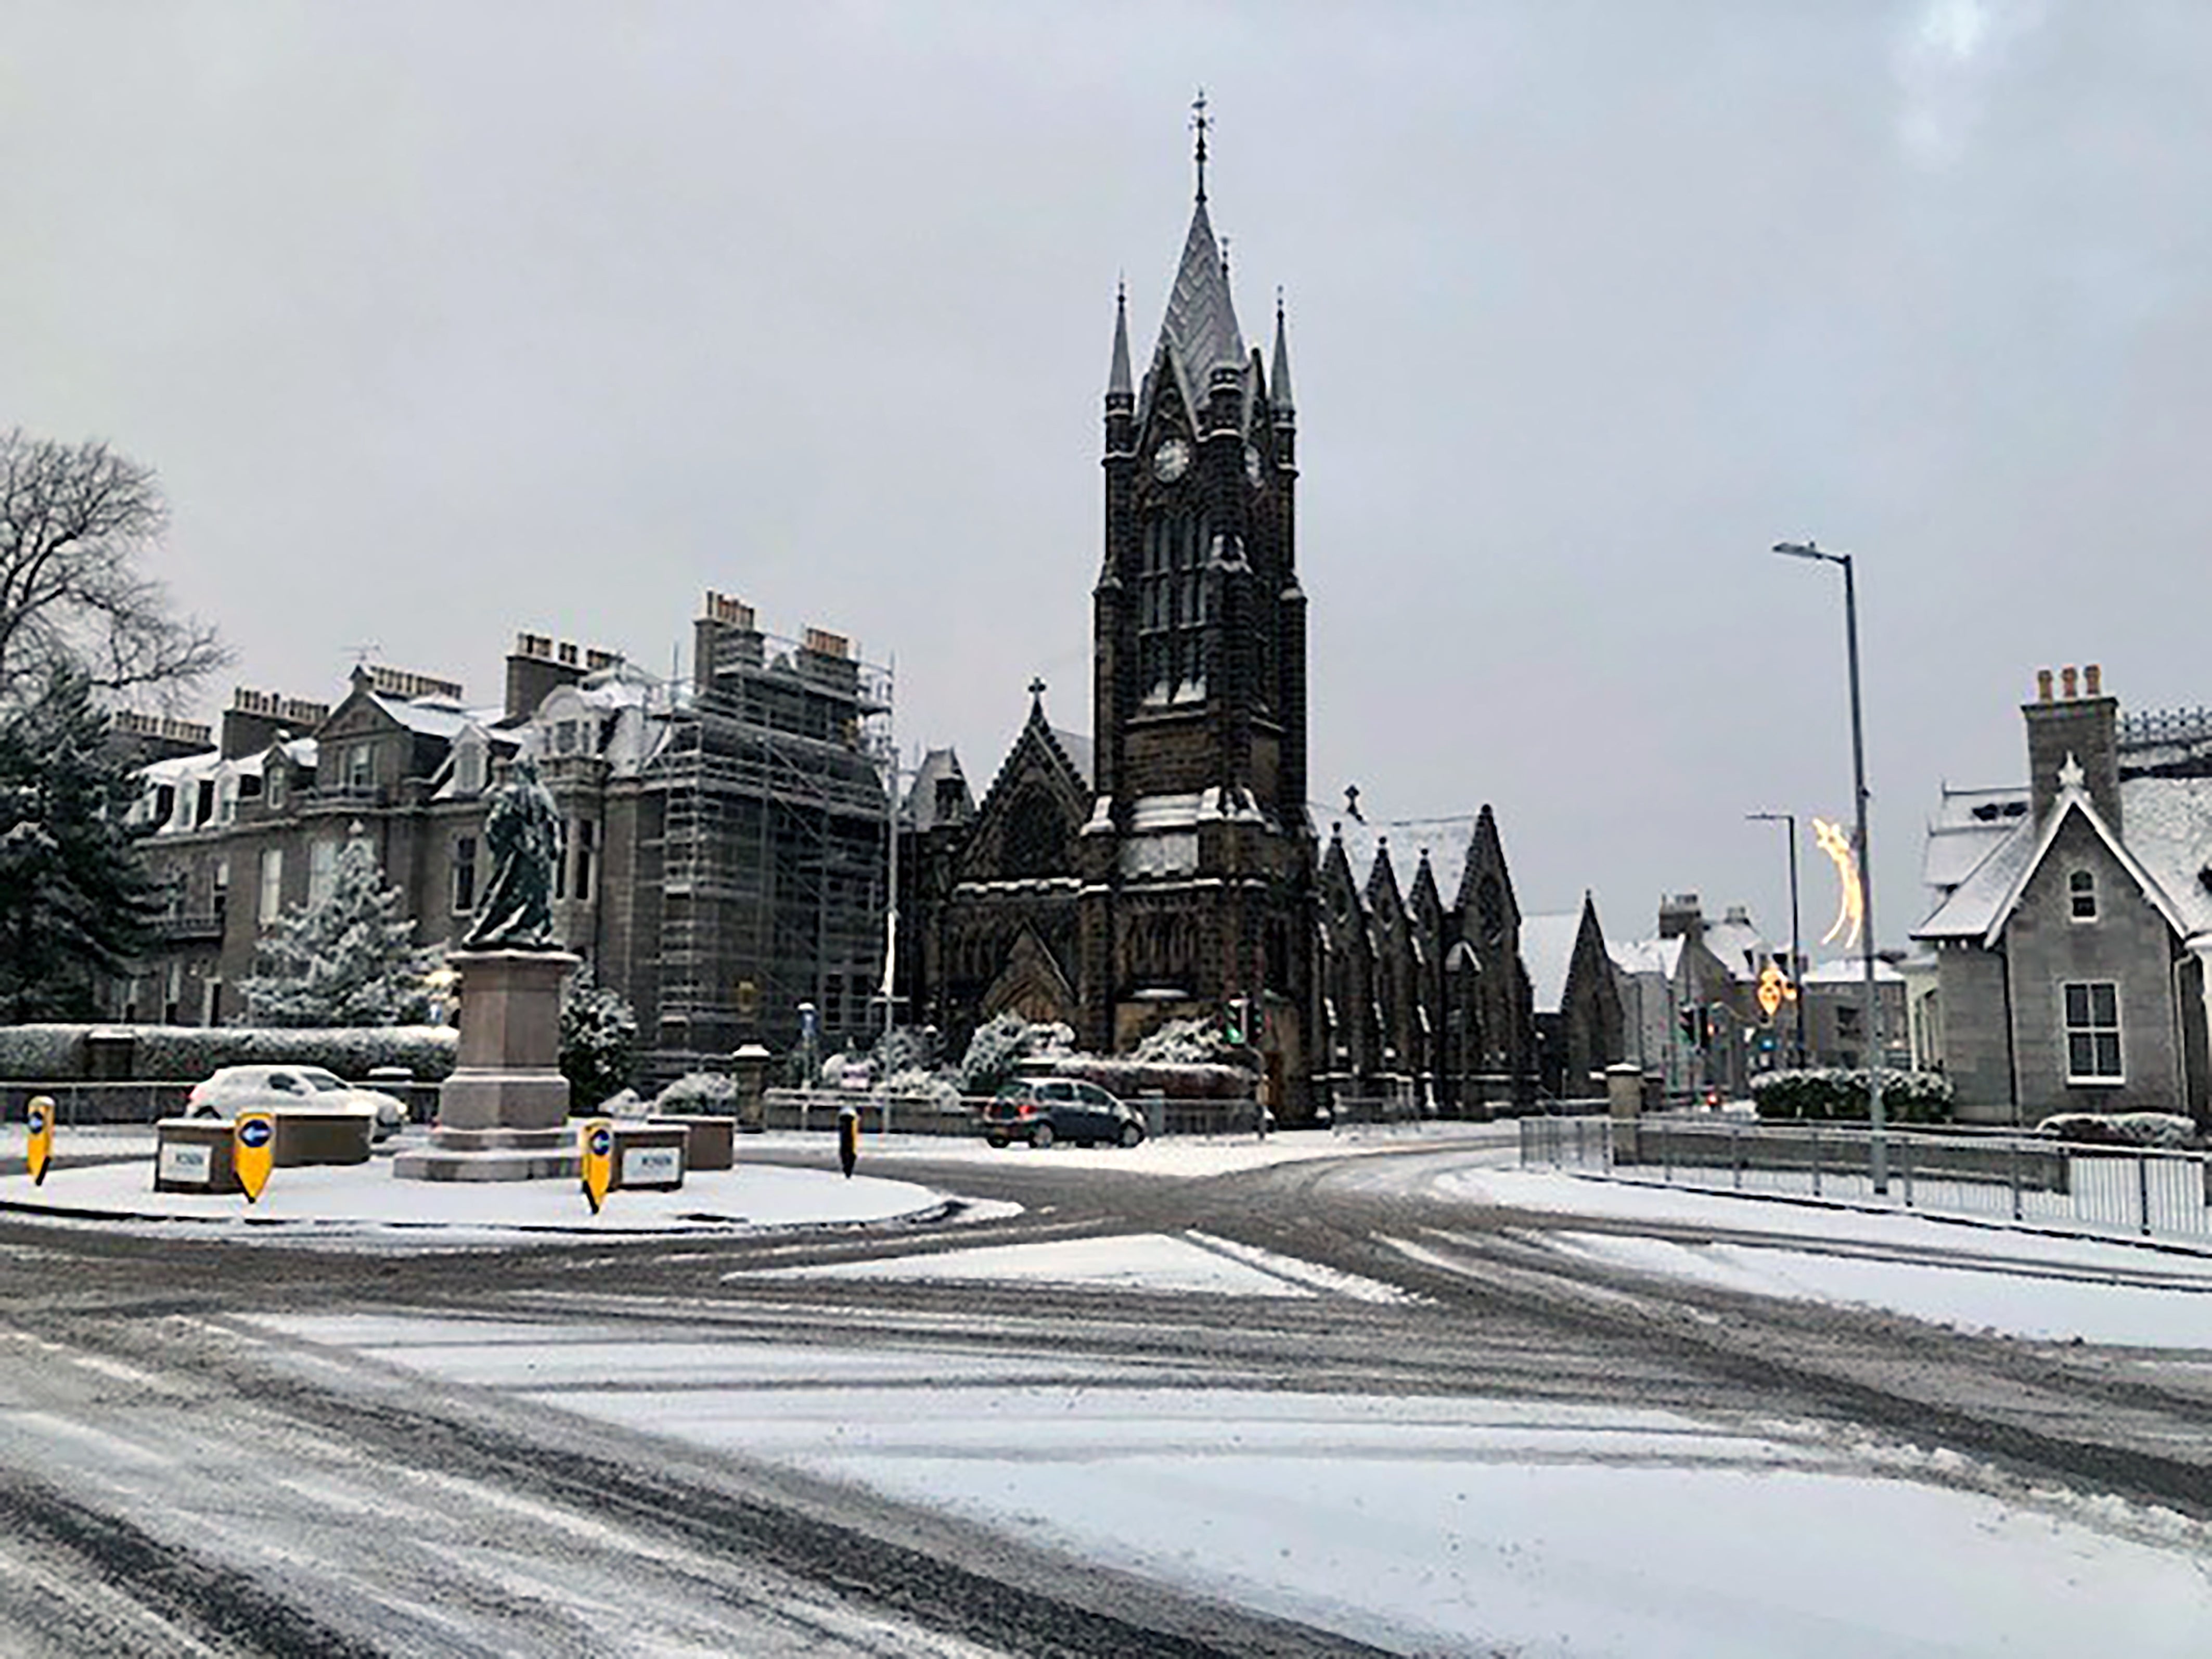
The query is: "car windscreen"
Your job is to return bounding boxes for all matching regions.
[301,1072,348,1092]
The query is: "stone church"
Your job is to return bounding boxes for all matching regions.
[903,127,1606,1118]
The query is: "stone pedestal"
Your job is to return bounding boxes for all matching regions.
[730,1044,772,1132]
[393,950,581,1182]
[1606,1061,1643,1164]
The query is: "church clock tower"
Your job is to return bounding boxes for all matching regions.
[1079,100,1316,1114]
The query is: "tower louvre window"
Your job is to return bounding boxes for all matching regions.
[1138,508,1210,704]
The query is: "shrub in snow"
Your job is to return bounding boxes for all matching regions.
[871,1023,939,1077]
[820,1051,874,1090]
[1129,1017,1238,1066]
[957,1013,1072,1095]
[1750,1067,1954,1125]
[559,967,637,1110]
[237,829,438,1026]
[0,1024,90,1080]
[596,1087,648,1120]
[1025,1055,1258,1100]
[654,1071,737,1115]
[880,1066,962,1111]
[2037,1111,2199,1149]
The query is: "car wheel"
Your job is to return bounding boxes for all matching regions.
[1030,1123,1054,1150]
[986,1134,1009,1149]
[1118,1122,1143,1149]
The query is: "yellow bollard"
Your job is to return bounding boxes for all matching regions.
[25,1095,55,1186]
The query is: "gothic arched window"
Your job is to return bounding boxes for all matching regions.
[1138,508,1211,704]
[1003,788,1067,878]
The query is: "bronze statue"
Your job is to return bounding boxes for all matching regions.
[464,755,561,950]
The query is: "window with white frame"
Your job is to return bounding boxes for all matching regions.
[348,743,374,790]
[2063,981,2122,1081]
[2068,869,2098,922]
[308,839,339,908]
[258,847,285,925]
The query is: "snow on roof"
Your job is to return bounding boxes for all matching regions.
[903,747,971,832]
[1519,912,1583,1013]
[1801,957,1907,985]
[2109,775,2212,940]
[368,692,479,740]
[1050,728,1094,789]
[1607,935,1686,980]
[1701,916,1769,982]
[1922,817,2022,897]
[1915,815,2037,938]
[1332,820,1473,908]
[1929,783,2031,834]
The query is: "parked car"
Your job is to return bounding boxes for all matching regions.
[981,1078,1146,1150]
[184,1065,408,1142]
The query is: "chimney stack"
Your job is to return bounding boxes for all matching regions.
[2024,663,2121,831]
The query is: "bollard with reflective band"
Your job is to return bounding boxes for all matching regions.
[580,1119,614,1213]
[837,1105,858,1179]
[234,1112,276,1203]
[25,1096,55,1186]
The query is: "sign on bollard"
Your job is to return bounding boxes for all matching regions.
[234,1113,276,1203]
[580,1118,614,1213]
[25,1096,55,1186]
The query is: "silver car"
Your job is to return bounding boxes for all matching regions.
[184,1065,408,1142]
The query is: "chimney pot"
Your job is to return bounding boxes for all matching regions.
[2036,668,2053,702]
[2061,665,2079,699]
[2085,663,2102,696]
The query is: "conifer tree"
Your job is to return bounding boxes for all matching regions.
[238,826,438,1026]
[0,670,160,1020]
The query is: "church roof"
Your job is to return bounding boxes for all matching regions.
[1519,912,1584,1014]
[1145,197,1244,421]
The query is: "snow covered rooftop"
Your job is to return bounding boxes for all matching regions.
[1607,935,1686,981]
[1800,957,1906,985]
[1333,820,1473,908]
[1519,913,1583,1013]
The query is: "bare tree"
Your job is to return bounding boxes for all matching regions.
[0,430,228,708]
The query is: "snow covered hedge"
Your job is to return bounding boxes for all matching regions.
[957,1013,1073,1095]
[0,1023,458,1083]
[2036,1111,2201,1149]
[1750,1067,1954,1124]
[654,1071,738,1114]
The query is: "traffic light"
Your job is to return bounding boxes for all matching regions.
[1225,996,1248,1046]
[1679,1006,1701,1048]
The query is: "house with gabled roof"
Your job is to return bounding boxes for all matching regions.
[1913,665,2212,1127]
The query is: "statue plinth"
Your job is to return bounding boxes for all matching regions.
[393,950,582,1182]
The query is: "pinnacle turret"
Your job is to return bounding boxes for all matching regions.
[1270,292,1295,417]
[1107,280,1133,402]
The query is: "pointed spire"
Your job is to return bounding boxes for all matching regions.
[1270,289,1295,415]
[1107,279,1133,400]
[1191,89,1211,204]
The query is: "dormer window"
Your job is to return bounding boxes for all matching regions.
[453,736,486,796]
[2068,869,2097,922]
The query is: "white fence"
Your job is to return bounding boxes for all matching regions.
[1520,1114,2212,1245]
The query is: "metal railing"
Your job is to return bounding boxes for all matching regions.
[1520,1114,2212,1244]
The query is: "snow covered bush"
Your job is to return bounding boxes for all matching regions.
[103,1025,457,1083]
[2036,1111,2200,1149]
[237,828,438,1026]
[1751,1067,1954,1125]
[957,1012,1072,1095]
[654,1071,737,1115]
[1129,1016,1236,1066]
[0,1024,89,1080]
[871,1023,939,1078]
[559,967,637,1110]
[881,1066,962,1111]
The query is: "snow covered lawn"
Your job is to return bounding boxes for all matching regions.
[0,1154,946,1240]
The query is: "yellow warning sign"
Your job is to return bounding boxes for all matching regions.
[580,1118,614,1213]
[234,1112,276,1203]
[25,1095,55,1186]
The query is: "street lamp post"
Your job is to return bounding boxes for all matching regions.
[1746,810,1808,1068]
[1772,539,1887,1192]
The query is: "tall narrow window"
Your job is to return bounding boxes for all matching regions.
[552,818,570,901]
[2068,869,2098,921]
[453,835,478,914]
[348,744,374,790]
[2062,981,2122,1081]
[308,840,339,908]
[258,847,285,925]
[574,818,596,904]
[1137,508,1209,704]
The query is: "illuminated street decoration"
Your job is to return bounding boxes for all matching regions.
[1757,960,1797,1019]
[1812,817,1863,949]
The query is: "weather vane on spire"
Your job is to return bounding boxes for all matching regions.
[1191,88,1211,202]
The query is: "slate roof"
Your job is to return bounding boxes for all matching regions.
[903,747,971,832]
[1607,935,1687,981]
[1519,912,1584,1014]
[1700,914,1769,982]
[1143,198,1244,421]
[1333,819,1474,908]
[1914,774,2212,944]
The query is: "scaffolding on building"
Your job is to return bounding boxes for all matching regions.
[640,621,894,1083]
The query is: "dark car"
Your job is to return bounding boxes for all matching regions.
[981,1078,1146,1150]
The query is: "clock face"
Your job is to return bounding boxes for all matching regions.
[1244,443,1263,486]
[1152,438,1191,483]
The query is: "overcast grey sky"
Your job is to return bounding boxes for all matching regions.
[8,1,2210,957]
